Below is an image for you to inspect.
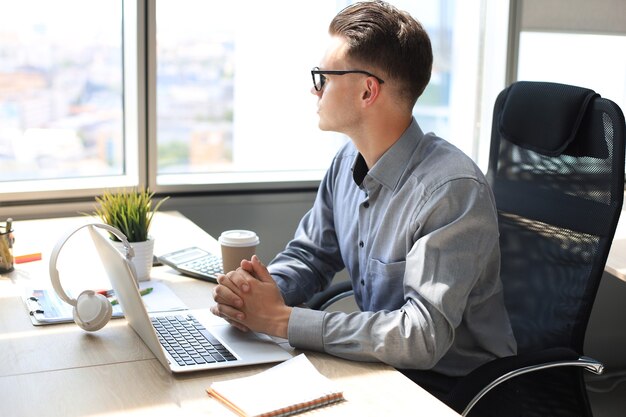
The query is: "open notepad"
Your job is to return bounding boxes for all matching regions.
[207,354,344,417]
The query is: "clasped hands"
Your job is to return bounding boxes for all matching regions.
[211,255,292,339]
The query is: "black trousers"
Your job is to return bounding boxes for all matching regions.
[398,368,460,404]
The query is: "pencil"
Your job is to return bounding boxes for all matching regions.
[15,253,42,264]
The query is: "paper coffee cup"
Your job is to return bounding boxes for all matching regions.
[218,230,260,273]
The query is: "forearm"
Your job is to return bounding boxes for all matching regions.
[264,305,292,339]
[287,300,453,370]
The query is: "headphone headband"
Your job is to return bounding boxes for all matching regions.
[49,223,134,305]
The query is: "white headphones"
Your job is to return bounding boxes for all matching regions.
[49,223,135,332]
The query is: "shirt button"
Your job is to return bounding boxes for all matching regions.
[359,241,364,248]
[360,279,365,285]
[363,202,370,208]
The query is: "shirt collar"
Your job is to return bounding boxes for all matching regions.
[351,117,423,190]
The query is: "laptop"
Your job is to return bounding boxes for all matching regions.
[88,225,293,373]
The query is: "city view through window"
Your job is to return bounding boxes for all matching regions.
[0,1,124,182]
[155,0,455,177]
[1,1,457,187]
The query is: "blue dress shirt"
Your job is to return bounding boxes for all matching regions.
[268,118,517,376]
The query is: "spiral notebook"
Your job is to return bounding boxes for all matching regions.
[207,354,344,417]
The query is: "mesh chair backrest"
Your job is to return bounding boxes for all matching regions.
[487,81,625,355]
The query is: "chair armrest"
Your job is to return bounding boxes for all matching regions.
[306,280,354,310]
[445,347,604,416]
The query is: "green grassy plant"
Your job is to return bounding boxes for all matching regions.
[94,188,169,242]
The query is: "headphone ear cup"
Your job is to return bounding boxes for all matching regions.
[73,290,113,332]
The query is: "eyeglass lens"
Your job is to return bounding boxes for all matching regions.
[313,73,325,91]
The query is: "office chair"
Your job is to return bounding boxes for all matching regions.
[308,81,625,416]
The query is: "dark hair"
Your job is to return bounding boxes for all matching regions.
[329,1,433,107]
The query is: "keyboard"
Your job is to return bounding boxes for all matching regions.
[158,247,224,283]
[152,314,237,366]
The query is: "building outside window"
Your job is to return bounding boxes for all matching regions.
[0,0,503,209]
[0,0,124,182]
[153,0,463,186]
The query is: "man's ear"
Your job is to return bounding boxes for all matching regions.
[361,77,381,107]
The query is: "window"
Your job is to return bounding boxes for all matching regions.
[152,0,494,190]
[153,0,345,189]
[0,0,141,201]
[517,32,626,111]
[514,0,626,113]
[1,0,503,210]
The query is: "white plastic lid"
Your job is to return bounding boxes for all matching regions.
[218,230,260,247]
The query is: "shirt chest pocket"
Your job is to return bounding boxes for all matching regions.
[360,258,406,311]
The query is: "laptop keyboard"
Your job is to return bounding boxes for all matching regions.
[152,314,237,366]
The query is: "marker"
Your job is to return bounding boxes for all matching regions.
[110,287,153,305]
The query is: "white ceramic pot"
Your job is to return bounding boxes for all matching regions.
[113,238,154,282]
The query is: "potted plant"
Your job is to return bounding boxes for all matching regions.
[93,188,169,281]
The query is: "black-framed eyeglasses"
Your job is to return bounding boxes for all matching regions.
[311,67,385,91]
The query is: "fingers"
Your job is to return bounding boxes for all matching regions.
[228,320,250,332]
[211,268,253,331]
[242,255,273,283]
[211,256,282,335]
[210,303,244,322]
[210,305,249,332]
[220,268,251,293]
[213,275,243,308]
[240,259,253,273]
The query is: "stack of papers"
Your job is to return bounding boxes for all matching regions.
[207,354,344,417]
[24,281,187,325]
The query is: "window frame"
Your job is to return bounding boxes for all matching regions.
[1,0,515,218]
[0,0,145,206]
[145,0,336,195]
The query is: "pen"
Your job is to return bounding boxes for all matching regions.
[110,287,153,305]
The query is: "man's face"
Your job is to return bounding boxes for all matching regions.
[312,36,363,135]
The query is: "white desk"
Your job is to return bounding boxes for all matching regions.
[0,212,460,417]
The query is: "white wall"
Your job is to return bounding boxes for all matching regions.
[171,192,316,263]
